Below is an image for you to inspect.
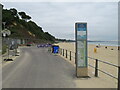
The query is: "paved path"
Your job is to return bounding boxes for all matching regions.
[2,46,76,88]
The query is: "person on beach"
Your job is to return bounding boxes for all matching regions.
[96,44,100,48]
[98,44,101,48]
[105,46,107,49]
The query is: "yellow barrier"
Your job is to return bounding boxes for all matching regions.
[94,48,97,53]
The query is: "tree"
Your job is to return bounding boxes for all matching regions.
[18,12,31,21]
[10,8,19,20]
[44,32,55,41]
[26,15,31,20]
[2,9,15,25]
[2,8,55,42]
[10,8,17,16]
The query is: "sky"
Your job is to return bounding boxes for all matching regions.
[1,2,118,41]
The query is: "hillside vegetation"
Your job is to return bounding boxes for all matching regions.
[2,8,55,43]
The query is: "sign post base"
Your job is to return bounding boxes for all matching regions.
[76,67,89,78]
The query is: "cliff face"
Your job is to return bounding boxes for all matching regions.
[2,8,55,42]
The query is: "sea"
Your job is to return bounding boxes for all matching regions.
[88,41,119,46]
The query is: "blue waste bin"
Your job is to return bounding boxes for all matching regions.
[52,45,59,54]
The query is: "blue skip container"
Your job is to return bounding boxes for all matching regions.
[52,45,59,54]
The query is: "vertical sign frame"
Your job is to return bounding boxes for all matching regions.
[0,4,2,90]
[75,22,88,77]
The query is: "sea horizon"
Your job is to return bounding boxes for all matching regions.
[67,40,119,46]
[88,41,119,46]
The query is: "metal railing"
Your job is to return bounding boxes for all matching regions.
[88,57,118,79]
[59,48,76,62]
[59,48,120,90]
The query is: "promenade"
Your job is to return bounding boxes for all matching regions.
[2,46,76,88]
[2,46,118,88]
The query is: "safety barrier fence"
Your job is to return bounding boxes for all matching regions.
[59,48,120,90]
[2,38,19,61]
[2,37,38,61]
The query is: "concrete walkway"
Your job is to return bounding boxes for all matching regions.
[2,46,76,88]
[2,46,118,88]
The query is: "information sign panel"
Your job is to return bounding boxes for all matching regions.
[76,23,87,68]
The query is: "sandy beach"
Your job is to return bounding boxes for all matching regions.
[57,42,119,88]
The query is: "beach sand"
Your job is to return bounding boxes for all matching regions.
[57,42,119,88]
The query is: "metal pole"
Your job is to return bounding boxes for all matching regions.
[3,22,6,29]
[59,48,61,55]
[66,50,67,58]
[63,49,64,56]
[118,66,120,90]
[4,24,5,29]
[75,52,77,64]
[15,39,17,56]
[61,49,62,55]
[15,47,17,56]
[7,45,9,59]
[70,51,71,61]
[95,59,98,77]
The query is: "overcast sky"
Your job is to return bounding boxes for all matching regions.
[1,2,118,40]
